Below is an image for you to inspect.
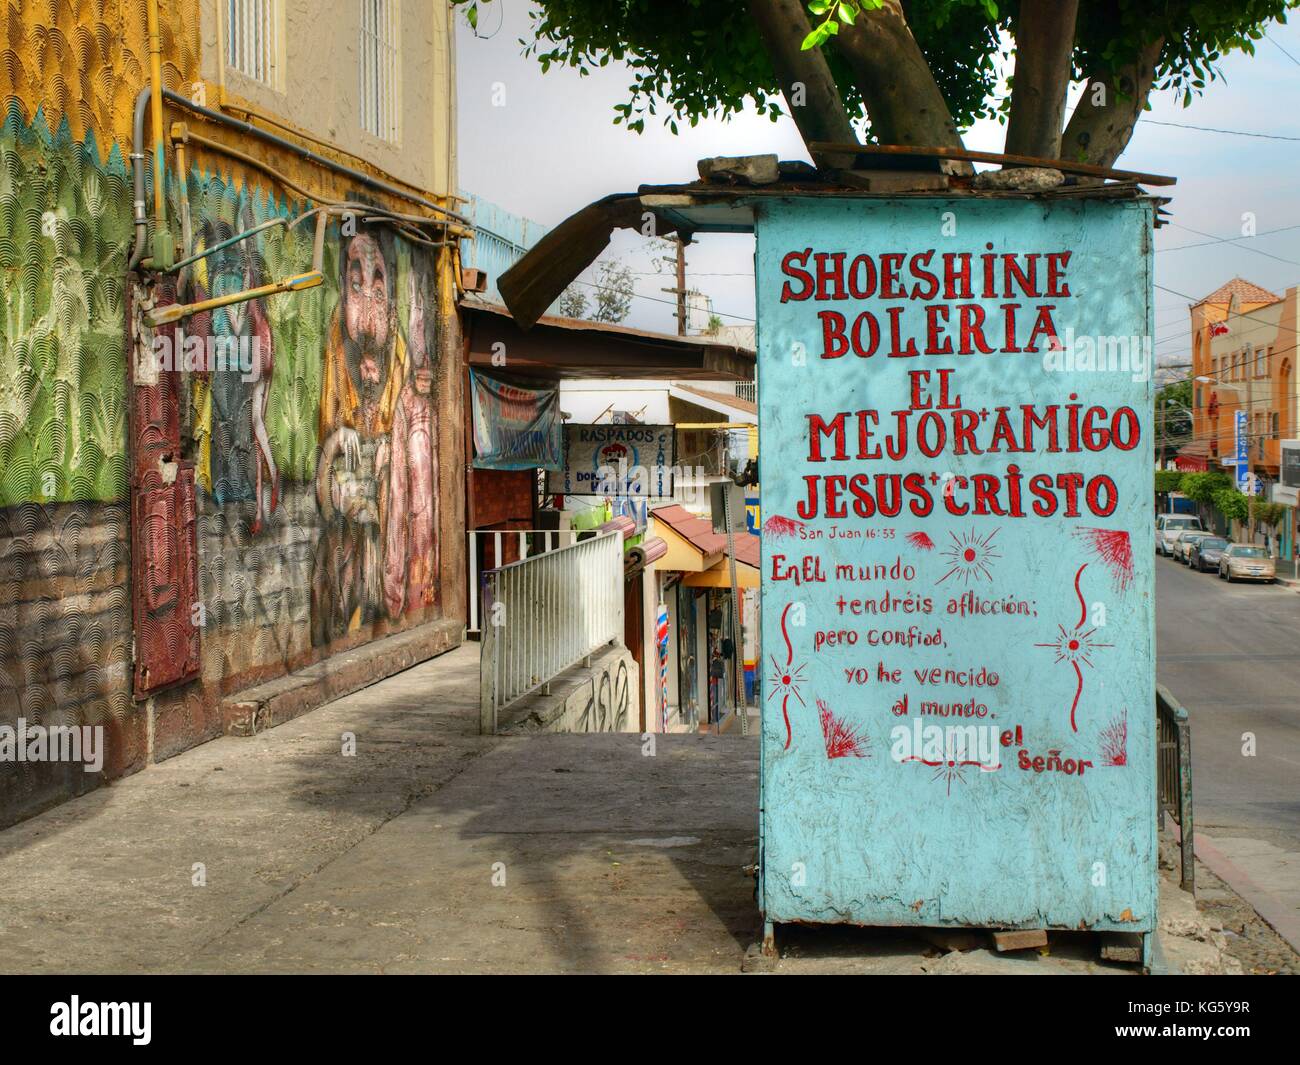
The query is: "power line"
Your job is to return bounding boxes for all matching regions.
[1140,119,1300,141]
[1266,33,1300,67]
[1164,222,1300,268]
[1159,331,1300,392]
[570,277,755,323]
[1157,222,1300,257]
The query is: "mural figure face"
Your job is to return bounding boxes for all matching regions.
[343,233,391,404]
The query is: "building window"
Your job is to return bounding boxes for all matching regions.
[359,0,400,142]
[1256,346,1267,378]
[225,0,280,88]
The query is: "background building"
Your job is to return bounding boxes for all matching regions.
[1182,278,1299,557]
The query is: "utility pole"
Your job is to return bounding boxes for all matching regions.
[660,236,687,336]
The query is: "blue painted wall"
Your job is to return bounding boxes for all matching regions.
[756,196,1156,932]
[458,192,548,304]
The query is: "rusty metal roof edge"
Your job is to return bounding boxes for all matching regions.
[459,295,755,359]
[637,178,1170,206]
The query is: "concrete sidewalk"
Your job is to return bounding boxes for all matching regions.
[0,643,1252,974]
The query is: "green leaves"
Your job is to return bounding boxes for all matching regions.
[454,0,495,33]
[1180,471,1232,504]
[801,20,838,52]
[1212,486,1249,523]
[505,0,1296,143]
[802,1,882,50]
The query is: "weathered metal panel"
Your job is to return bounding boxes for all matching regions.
[756,197,1156,932]
[129,287,202,696]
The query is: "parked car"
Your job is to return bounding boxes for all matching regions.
[1174,530,1213,564]
[1218,544,1276,582]
[1189,536,1229,572]
[1156,513,1205,556]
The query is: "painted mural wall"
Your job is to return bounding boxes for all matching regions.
[0,2,465,828]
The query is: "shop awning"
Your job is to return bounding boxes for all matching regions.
[682,560,760,590]
[650,503,760,574]
[1174,441,1211,472]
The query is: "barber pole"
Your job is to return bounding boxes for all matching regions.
[656,603,670,732]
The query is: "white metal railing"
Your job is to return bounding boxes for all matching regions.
[479,530,623,734]
[467,528,588,634]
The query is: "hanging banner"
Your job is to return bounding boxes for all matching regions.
[470,370,563,470]
[757,197,1156,936]
[547,424,675,497]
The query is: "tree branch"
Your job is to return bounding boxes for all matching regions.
[830,0,970,171]
[1004,0,1079,160]
[746,0,858,158]
[1062,36,1165,168]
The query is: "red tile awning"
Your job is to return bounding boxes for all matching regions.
[651,503,759,568]
[1174,442,1210,472]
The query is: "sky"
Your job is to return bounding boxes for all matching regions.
[455,2,1300,368]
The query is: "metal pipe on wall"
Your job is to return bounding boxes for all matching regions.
[127,83,491,270]
[145,0,172,268]
[144,210,331,327]
[157,87,472,225]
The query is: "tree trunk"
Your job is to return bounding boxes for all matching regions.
[1062,36,1165,168]
[830,0,970,171]
[746,0,858,161]
[1004,0,1079,160]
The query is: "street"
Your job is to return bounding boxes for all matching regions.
[1156,554,1300,953]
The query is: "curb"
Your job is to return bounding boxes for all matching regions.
[223,618,465,736]
[1173,823,1300,955]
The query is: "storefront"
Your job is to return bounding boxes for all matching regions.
[650,504,759,730]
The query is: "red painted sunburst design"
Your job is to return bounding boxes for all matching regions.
[1073,527,1134,592]
[1034,563,1113,732]
[906,530,935,551]
[762,514,806,540]
[767,656,807,708]
[937,527,1001,584]
[767,602,805,749]
[816,698,869,759]
[932,759,970,796]
[1100,709,1128,767]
